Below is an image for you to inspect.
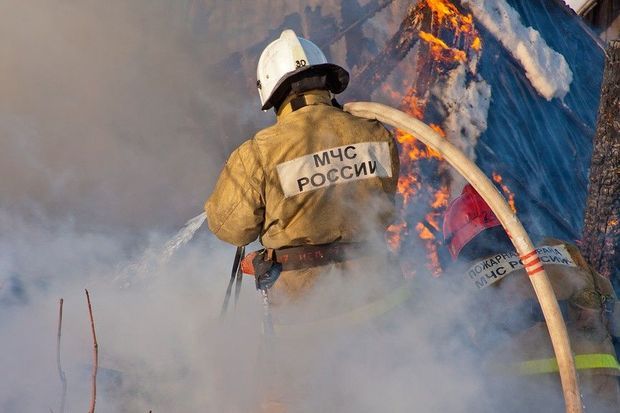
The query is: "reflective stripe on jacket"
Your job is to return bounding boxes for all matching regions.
[513,353,620,376]
[468,239,620,376]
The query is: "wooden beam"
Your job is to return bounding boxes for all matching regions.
[581,40,620,281]
[349,3,426,100]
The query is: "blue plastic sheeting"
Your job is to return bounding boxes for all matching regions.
[475,0,604,242]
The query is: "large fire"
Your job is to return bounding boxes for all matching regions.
[385,0,482,277]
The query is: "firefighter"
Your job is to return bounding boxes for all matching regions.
[205,29,400,302]
[442,184,620,412]
[205,29,403,412]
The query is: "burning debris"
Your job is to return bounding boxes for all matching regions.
[492,171,517,213]
[368,0,488,276]
[346,0,603,277]
[204,0,589,280]
[1,1,615,410]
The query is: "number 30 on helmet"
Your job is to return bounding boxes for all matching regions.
[256,29,349,111]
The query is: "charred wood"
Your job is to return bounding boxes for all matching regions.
[581,40,620,283]
[349,3,426,100]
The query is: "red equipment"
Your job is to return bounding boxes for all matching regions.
[442,184,502,259]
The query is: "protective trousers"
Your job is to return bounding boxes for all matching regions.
[255,251,408,413]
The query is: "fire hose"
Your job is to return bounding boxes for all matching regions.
[220,245,245,318]
[343,101,583,413]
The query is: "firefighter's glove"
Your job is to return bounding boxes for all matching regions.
[252,250,282,291]
[256,263,282,291]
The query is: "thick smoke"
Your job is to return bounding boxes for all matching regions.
[0,2,564,412]
[0,1,258,233]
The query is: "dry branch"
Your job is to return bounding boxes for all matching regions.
[85,289,98,413]
[56,298,67,413]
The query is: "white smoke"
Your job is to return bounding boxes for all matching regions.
[0,1,236,233]
[0,2,569,413]
[432,63,491,196]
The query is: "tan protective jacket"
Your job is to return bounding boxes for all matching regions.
[205,91,400,249]
[465,239,620,410]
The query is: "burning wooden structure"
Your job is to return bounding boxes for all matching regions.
[350,0,501,276]
[345,0,606,277]
[210,0,607,279]
[581,40,620,284]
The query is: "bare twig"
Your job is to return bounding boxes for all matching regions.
[85,290,98,413]
[56,298,67,413]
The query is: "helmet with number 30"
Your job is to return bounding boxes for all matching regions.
[256,29,349,111]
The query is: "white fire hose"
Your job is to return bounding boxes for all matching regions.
[344,101,582,413]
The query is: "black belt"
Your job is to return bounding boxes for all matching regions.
[274,242,371,271]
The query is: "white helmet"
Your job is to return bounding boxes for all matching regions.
[256,29,349,111]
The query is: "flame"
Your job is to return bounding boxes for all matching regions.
[426,0,453,22]
[419,31,466,62]
[492,172,517,213]
[414,218,442,277]
[426,0,471,28]
[416,222,434,240]
[382,0,483,277]
[386,219,408,250]
[424,0,481,56]
[399,89,426,120]
[472,36,482,51]
[429,123,446,138]
[431,186,450,209]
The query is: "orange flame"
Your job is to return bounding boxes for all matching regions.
[492,172,517,213]
[386,219,408,250]
[426,0,453,21]
[429,0,474,26]
[429,123,447,138]
[419,31,467,63]
[382,0,483,277]
[431,186,450,209]
[472,36,482,51]
[416,222,435,240]
[426,0,472,27]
